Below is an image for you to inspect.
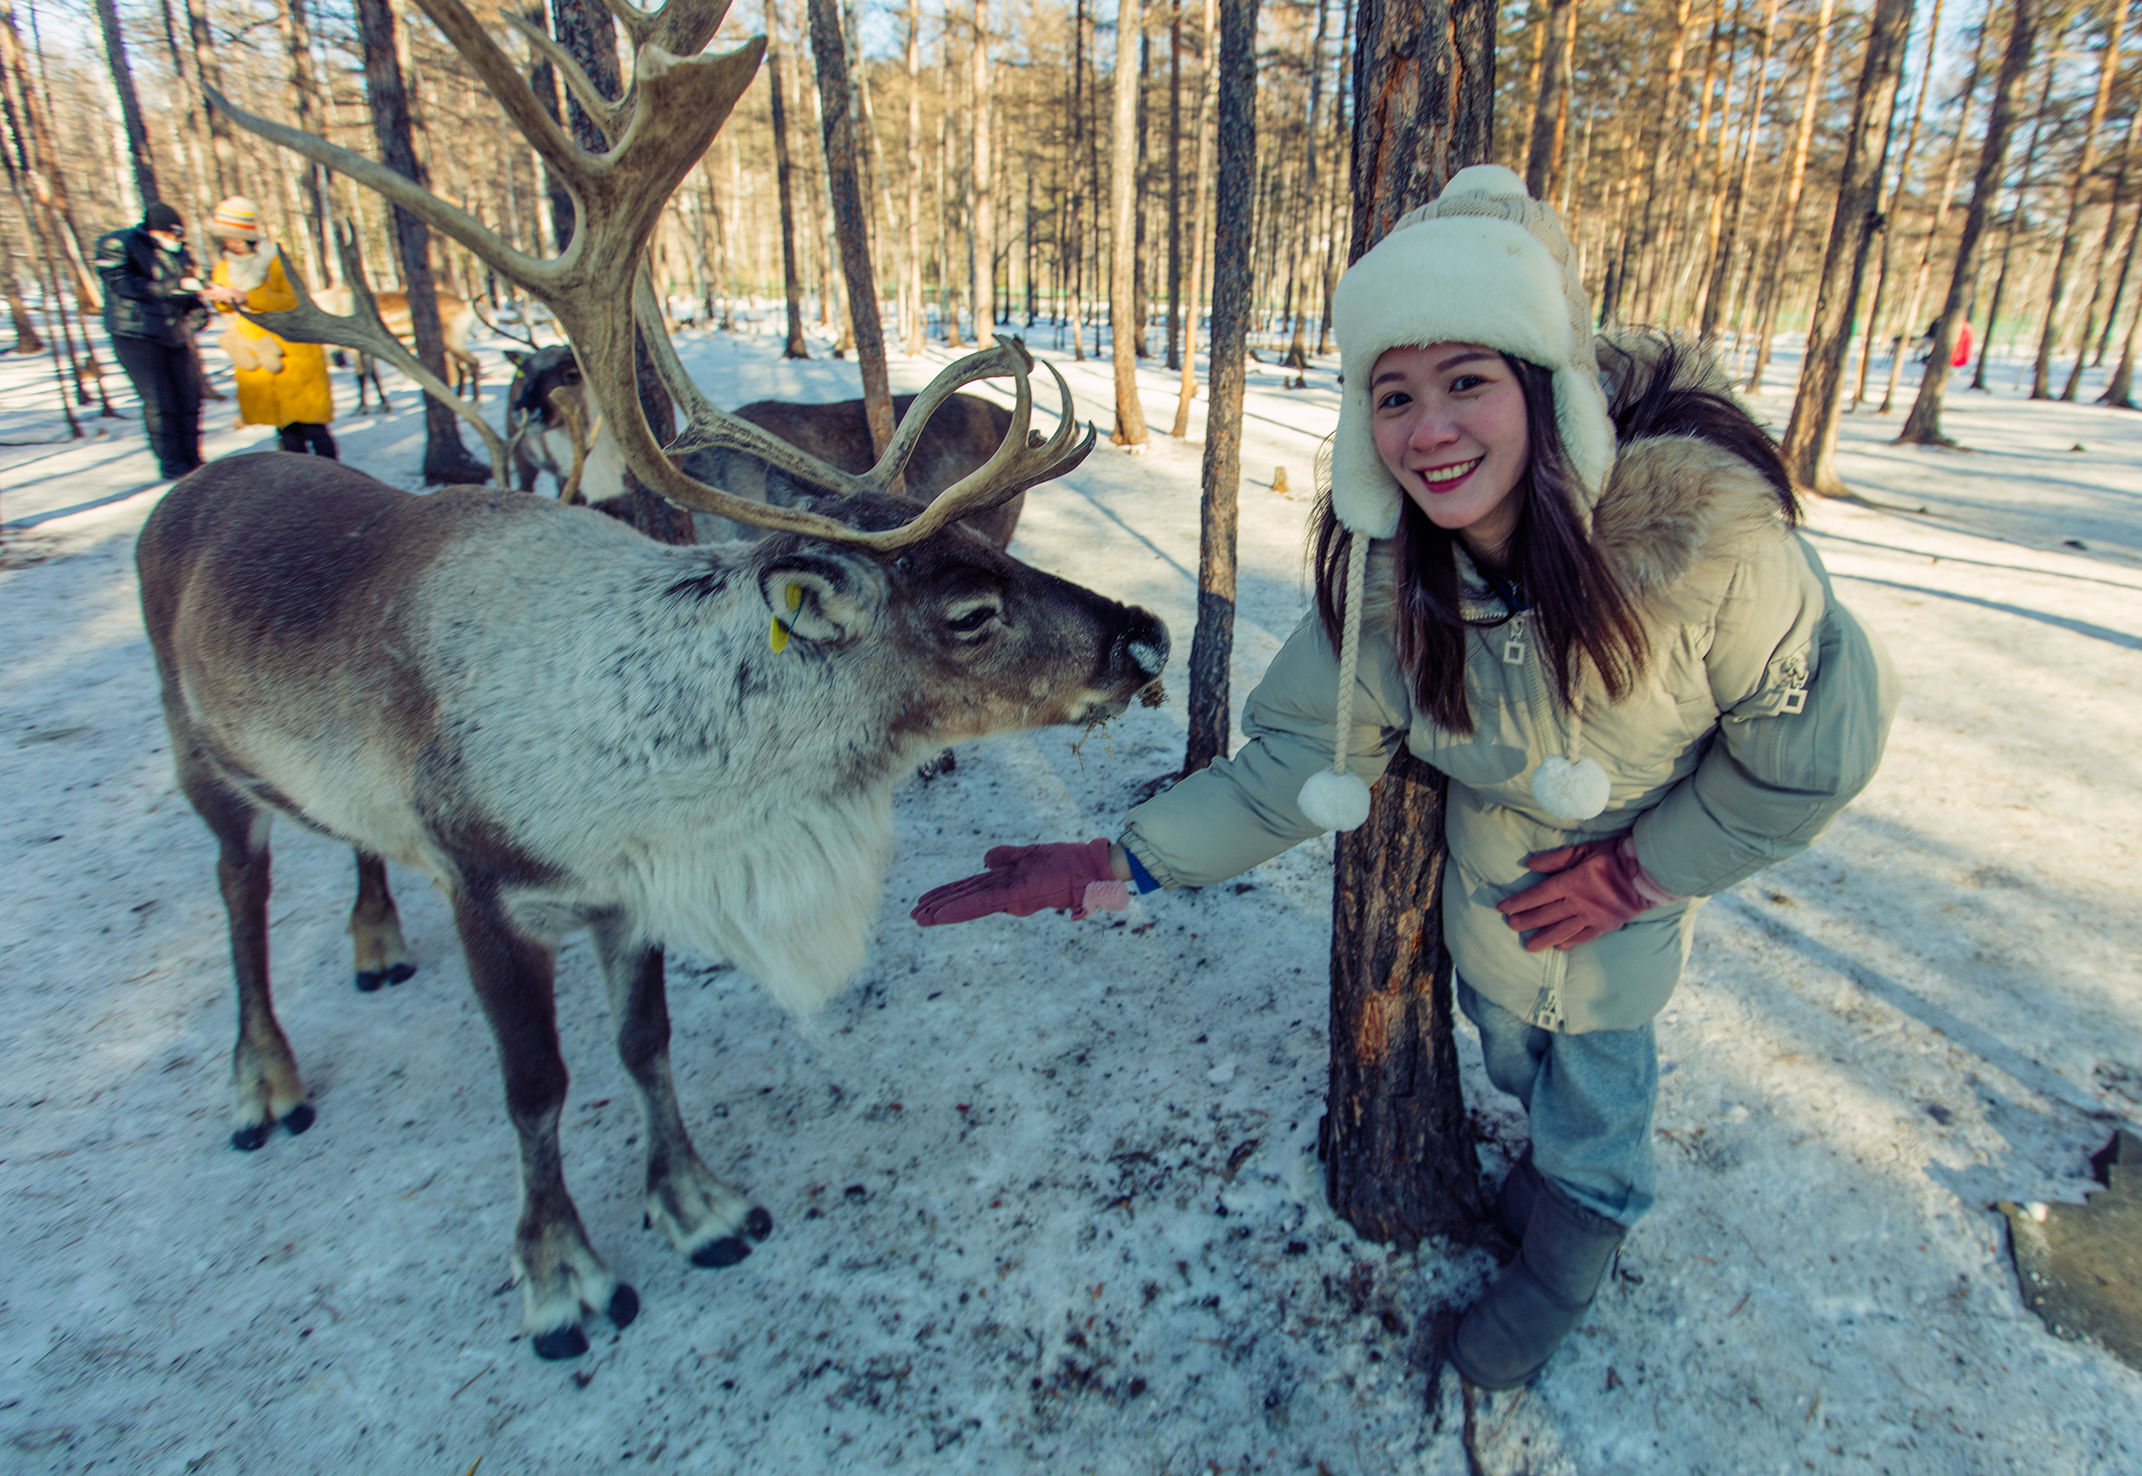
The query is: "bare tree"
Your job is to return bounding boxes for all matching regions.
[1181,0,1255,771]
[2063,103,2142,396]
[971,0,995,349]
[182,0,236,197]
[0,0,99,311]
[1525,0,1575,199]
[1781,0,1916,497]
[1850,0,1944,405]
[767,0,810,359]
[93,0,159,209]
[273,0,333,287]
[904,0,925,354]
[806,0,895,457]
[1900,0,2042,446]
[1745,0,1840,392]
[1171,0,1218,438]
[1111,0,1149,446]
[1879,0,1990,413]
[2029,0,2123,398]
[352,0,488,485]
[1324,0,1497,1249]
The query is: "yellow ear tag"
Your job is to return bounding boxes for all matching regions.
[769,582,802,652]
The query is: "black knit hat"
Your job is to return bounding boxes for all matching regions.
[143,202,183,233]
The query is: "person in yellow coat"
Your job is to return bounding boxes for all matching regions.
[204,197,338,458]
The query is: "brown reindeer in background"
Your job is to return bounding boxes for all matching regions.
[172,0,1167,1360]
[504,342,1031,548]
[315,285,484,409]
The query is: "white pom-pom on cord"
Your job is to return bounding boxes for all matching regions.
[1300,769,1373,832]
[1531,755,1610,821]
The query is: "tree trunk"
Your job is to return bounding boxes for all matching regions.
[93,0,159,210]
[1325,0,1498,1248]
[1899,0,2041,445]
[970,0,995,348]
[1182,0,1255,774]
[768,0,810,359]
[1850,0,1944,404]
[807,0,895,458]
[904,0,925,354]
[273,0,333,288]
[1111,0,1149,445]
[1781,0,1915,498]
[0,1,99,312]
[2030,0,2122,397]
[182,0,237,198]
[1172,0,1219,438]
[2064,104,2141,393]
[1745,0,1838,392]
[1626,0,1693,323]
[1879,0,1988,413]
[2097,180,2142,404]
[354,0,488,486]
[1972,2,2064,390]
[1166,3,1183,371]
[1318,1,1353,355]
[1524,0,1574,200]
[1348,0,1496,255]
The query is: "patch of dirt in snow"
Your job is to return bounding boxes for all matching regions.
[0,320,2138,1474]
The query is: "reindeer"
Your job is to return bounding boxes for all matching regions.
[317,285,484,409]
[178,0,1169,1361]
[505,342,1029,548]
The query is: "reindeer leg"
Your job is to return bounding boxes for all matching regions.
[178,762,312,1151]
[455,888,637,1359]
[349,850,417,992]
[589,916,773,1268]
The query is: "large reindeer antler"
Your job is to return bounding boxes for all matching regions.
[203,0,1094,551]
[237,222,510,485]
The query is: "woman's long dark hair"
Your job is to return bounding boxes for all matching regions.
[1313,340,1794,735]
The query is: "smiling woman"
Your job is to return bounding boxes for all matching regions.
[912,164,1898,1393]
[1365,343,1531,562]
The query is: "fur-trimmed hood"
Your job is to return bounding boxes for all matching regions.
[1585,328,1793,635]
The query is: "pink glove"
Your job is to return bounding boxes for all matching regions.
[1495,836,1676,953]
[911,839,1130,926]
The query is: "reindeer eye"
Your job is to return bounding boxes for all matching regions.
[945,603,999,634]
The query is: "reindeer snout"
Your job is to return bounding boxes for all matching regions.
[1117,608,1169,681]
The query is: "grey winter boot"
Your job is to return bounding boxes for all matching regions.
[1496,1148,1545,1240]
[1453,1174,1625,1390]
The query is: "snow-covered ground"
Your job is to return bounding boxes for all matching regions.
[2,311,2138,1474]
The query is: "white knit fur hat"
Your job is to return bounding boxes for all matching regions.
[1298,165,1615,834]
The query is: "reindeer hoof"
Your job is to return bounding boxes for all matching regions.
[691,1236,752,1269]
[283,1103,316,1136]
[608,1284,640,1329]
[531,1324,589,1361]
[231,1122,270,1152]
[355,962,415,992]
[744,1206,773,1240]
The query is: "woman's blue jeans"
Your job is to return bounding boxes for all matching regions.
[1457,977,1658,1227]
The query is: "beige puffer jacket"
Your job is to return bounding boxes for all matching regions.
[1120,348,1897,1033]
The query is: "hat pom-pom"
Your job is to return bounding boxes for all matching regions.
[1531,755,1610,821]
[1299,769,1373,833]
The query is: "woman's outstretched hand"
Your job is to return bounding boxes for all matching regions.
[1496,836,1665,952]
[911,839,1130,926]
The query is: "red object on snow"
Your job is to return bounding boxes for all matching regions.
[1951,321,1974,367]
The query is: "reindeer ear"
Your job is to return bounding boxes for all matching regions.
[503,347,531,368]
[759,553,879,648]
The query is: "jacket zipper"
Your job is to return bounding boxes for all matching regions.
[1502,612,1570,1017]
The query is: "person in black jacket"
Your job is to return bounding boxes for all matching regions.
[95,202,218,479]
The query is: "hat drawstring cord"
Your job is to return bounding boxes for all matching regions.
[1329,531,1370,781]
